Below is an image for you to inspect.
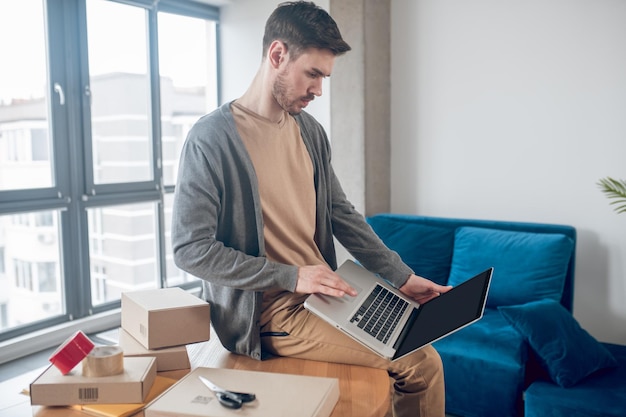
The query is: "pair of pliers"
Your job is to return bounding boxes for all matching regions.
[198,375,257,409]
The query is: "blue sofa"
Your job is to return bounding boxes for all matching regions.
[524,342,626,417]
[366,214,624,417]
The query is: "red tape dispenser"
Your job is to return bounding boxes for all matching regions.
[49,331,95,375]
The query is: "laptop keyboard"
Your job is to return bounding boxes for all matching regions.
[350,284,409,344]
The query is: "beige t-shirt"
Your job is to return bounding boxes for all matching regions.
[231,102,326,324]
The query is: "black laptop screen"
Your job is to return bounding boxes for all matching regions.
[394,268,492,359]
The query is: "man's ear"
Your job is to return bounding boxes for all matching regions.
[268,40,288,69]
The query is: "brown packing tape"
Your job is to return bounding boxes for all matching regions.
[82,345,125,377]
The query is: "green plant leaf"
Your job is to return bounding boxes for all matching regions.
[598,177,626,214]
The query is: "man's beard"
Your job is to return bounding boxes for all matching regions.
[273,71,314,115]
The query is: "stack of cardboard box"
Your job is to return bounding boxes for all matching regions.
[30,287,211,416]
[119,286,211,373]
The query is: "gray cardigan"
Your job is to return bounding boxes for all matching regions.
[171,102,412,360]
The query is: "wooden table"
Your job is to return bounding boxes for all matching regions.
[167,337,392,417]
[3,335,390,417]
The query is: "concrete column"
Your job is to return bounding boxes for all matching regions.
[330,0,390,216]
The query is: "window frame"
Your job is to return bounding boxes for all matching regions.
[0,0,219,343]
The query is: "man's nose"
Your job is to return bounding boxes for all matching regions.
[310,78,323,97]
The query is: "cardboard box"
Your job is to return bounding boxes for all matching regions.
[121,287,210,350]
[32,376,176,417]
[30,357,157,406]
[145,367,339,417]
[119,328,191,372]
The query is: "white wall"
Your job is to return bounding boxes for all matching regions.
[391,0,626,344]
[219,0,331,133]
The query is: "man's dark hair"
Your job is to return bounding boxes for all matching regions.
[262,1,351,59]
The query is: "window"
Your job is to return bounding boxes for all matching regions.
[38,262,58,293]
[87,202,159,305]
[14,260,34,291]
[86,0,153,185]
[158,11,218,186]
[0,0,52,191]
[0,0,218,342]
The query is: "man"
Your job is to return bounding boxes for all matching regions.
[172,2,451,416]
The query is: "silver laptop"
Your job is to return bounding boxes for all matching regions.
[304,260,492,361]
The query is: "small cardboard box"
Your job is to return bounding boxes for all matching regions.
[30,357,157,406]
[32,376,176,417]
[145,367,339,417]
[119,328,191,372]
[121,287,210,350]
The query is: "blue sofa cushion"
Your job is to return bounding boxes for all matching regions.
[525,343,626,417]
[366,216,455,285]
[433,309,528,417]
[448,227,574,307]
[499,299,618,387]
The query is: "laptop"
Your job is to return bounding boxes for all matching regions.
[304,260,492,361]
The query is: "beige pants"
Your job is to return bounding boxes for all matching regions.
[260,304,445,417]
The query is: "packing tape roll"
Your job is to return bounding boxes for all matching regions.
[82,345,125,377]
[49,331,95,375]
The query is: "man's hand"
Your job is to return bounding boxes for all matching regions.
[399,274,452,304]
[295,265,358,297]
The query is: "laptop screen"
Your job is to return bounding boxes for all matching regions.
[394,268,492,359]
